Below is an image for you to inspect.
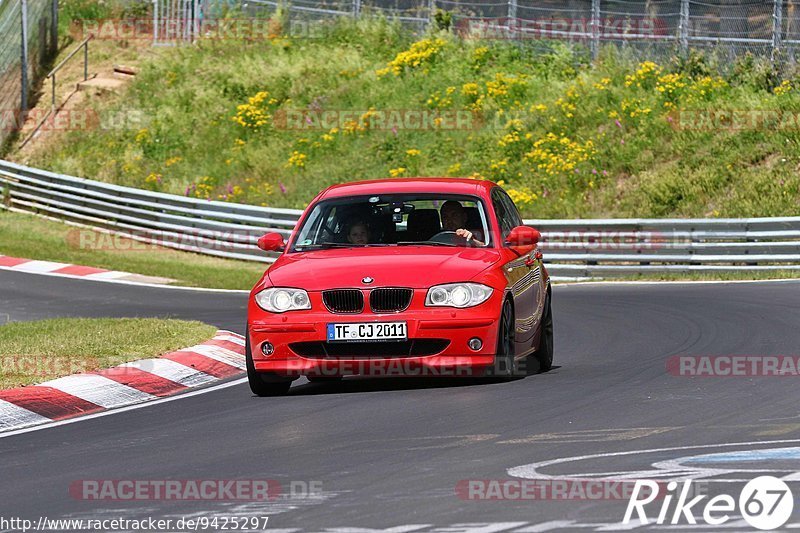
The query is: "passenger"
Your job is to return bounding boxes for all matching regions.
[346,220,371,245]
[440,200,485,246]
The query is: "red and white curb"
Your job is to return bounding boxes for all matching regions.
[0,254,174,284]
[0,330,245,432]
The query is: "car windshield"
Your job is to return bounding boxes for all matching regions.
[290,194,493,252]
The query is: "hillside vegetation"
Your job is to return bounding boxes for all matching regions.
[21,16,800,218]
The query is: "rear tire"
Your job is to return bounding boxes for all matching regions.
[535,291,554,372]
[245,328,292,397]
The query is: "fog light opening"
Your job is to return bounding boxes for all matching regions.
[468,338,483,351]
[261,342,275,356]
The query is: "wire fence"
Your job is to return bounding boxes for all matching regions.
[0,0,58,150]
[151,0,800,68]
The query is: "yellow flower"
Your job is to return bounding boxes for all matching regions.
[377,38,447,77]
[524,133,595,177]
[447,162,462,175]
[389,167,407,177]
[472,46,489,63]
[285,151,307,169]
[506,187,538,206]
[232,91,273,130]
[624,61,662,88]
[134,128,150,144]
[461,82,480,98]
[405,149,421,157]
[774,80,792,95]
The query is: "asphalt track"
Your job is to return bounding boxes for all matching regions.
[2,269,800,531]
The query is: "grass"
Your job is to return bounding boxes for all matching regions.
[0,317,216,388]
[15,16,800,219]
[0,209,267,290]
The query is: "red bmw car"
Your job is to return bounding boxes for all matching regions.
[246,178,554,396]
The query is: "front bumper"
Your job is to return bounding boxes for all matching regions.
[248,290,501,378]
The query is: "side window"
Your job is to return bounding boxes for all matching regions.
[498,189,523,228]
[491,188,515,240]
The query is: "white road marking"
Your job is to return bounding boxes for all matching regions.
[83,270,130,280]
[508,438,800,483]
[499,428,674,444]
[213,333,246,346]
[188,344,246,368]
[119,358,219,387]
[39,374,155,408]
[511,523,578,533]
[428,524,528,533]
[0,399,51,430]
[11,260,68,273]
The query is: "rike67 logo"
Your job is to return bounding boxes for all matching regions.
[623,476,793,530]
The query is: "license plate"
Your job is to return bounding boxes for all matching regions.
[327,322,407,342]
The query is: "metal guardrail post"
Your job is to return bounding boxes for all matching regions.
[773,0,783,64]
[507,0,517,36]
[20,0,29,114]
[153,0,159,45]
[352,0,361,18]
[679,0,689,53]
[590,0,600,61]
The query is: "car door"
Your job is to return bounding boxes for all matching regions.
[492,188,540,353]
[492,187,545,354]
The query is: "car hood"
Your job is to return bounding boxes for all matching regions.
[267,246,502,290]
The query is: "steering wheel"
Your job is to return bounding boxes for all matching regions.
[428,230,466,245]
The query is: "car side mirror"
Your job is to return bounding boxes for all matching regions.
[505,225,540,252]
[257,232,286,252]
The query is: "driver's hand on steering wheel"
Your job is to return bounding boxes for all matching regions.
[455,229,484,247]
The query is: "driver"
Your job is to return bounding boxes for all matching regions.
[440,200,485,246]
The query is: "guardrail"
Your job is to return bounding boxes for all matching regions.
[1,159,799,279]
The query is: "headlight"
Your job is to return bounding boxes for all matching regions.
[425,283,493,308]
[255,288,312,313]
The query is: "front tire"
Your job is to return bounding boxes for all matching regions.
[245,328,292,396]
[535,290,554,372]
[488,298,517,379]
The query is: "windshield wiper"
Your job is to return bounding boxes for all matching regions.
[295,242,357,250]
[396,241,458,247]
[295,242,391,250]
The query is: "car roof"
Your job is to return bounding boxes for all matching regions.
[318,177,494,200]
